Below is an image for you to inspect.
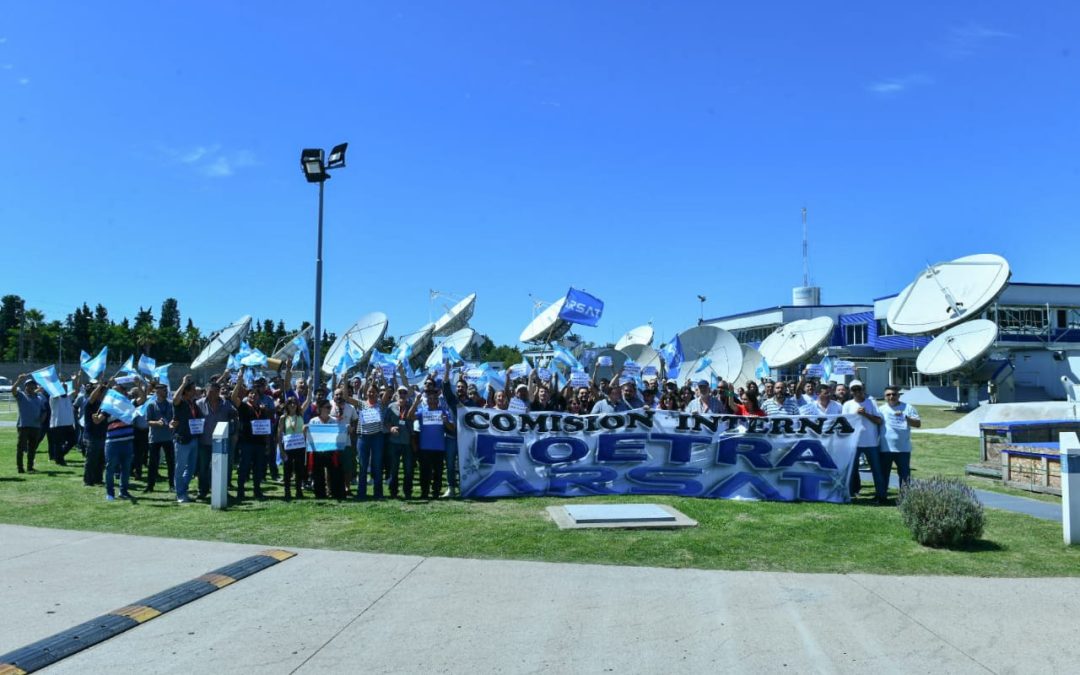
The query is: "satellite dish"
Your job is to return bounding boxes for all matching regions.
[758,317,835,368]
[321,312,389,376]
[519,297,572,344]
[675,325,743,383]
[614,325,654,351]
[733,345,764,389]
[887,254,1011,335]
[433,293,477,337]
[593,348,628,382]
[271,325,314,362]
[399,322,436,368]
[191,315,252,370]
[916,319,999,376]
[619,343,663,370]
[425,327,479,369]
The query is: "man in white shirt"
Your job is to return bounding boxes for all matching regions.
[841,380,883,501]
[799,383,842,416]
[878,386,921,503]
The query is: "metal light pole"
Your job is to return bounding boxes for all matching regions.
[301,143,348,398]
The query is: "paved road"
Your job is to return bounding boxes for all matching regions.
[2,524,1079,674]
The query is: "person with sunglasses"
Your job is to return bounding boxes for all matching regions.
[878,386,921,502]
[278,398,307,500]
[841,379,883,501]
[405,377,455,499]
[386,384,416,499]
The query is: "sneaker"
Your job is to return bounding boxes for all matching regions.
[105,495,116,502]
[119,492,133,500]
[440,488,452,498]
[177,497,193,504]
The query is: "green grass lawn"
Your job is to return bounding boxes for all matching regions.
[1,427,1075,577]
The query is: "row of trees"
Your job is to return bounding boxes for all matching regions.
[0,294,525,368]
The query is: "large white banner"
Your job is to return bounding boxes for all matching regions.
[457,409,859,503]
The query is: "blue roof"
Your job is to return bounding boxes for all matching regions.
[704,303,870,323]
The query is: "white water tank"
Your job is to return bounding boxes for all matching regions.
[792,286,821,306]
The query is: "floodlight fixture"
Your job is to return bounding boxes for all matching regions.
[327,143,348,169]
[300,148,327,183]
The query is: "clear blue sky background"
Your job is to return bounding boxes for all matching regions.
[3,1,1078,347]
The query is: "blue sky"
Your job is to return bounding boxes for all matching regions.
[2,1,1078,347]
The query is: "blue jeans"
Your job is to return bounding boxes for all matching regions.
[444,437,459,492]
[174,439,198,500]
[357,434,384,499]
[852,445,882,498]
[104,438,133,497]
[879,451,911,501]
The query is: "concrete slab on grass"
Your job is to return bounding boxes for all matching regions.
[548,503,697,529]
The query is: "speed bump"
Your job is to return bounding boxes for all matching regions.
[0,549,296,674]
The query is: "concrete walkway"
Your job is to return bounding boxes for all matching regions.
[2,524,1079,674]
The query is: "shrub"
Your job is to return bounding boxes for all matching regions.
[897,476,985,548]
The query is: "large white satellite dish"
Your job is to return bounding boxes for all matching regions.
[191,315,252,370]
[433,293,477,337]
[271,325,314,362]
[399,322,436,367]
[619,343,663,370]
[887,254,1011,335]
[425,327,479,369]
[916,319,999,376]
[519,297,572,344]
[675,325,743,383]
[614,325,654,351]
[321,312,389,376]
[733,345,764,389]
[758,317,835,368]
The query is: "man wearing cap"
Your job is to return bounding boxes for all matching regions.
[684,379,723,415]
[841,380,882,499]
[196,380,235,500]
[386,385,415,498]
[878,386,921,502]
[11,374,47,473]
[144,382,176,492]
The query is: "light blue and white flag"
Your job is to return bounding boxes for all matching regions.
[31,365,67,398]
[334,348,356,376]
[240,348,268,367]
[369,350,395,368]
[308,422,348,452]
[659,336,685,373]
[101,388,136,424]
[118,355,137,376]
[80,346,108,381]
[227,354,241,371]
[292,334,310,365]
[291,350,302,368]
[152,364,172,390]
[755,358,771,380]
[694,356,713,375]
[138,354,156,376]
[442,344,464,364]
[551,344,583,371]
[820,355,834,381]
[237,341,253,360]
[390,341,413,366]
[243,368,256,388]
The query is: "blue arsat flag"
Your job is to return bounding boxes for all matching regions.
[31,365,67,398]
[101,388,136,424]
[81,346,108,381]
[138,354,156,376]
[369,350,395,368]
[660,336,685,371]
[308,422,347,452]
[551,344,583,371]
[558,288,604,327]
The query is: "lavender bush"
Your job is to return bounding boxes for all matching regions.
[897,476,985,548]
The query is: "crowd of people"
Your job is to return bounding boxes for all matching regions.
[8,358,921,506]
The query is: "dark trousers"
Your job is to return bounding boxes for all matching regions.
[878,451,911,502]
[197,444,213,497]
[418,450,445,499]
[47,425,76,463]
[83,437,105,485]
[16,427,41,472]
[266,444,280,480]
[284,449,306,497]
[311,451,345,499]
[386,441,414,498]
[147,441,175,490]
[132,428,149,477]
[850,445,882,497]
[237,440,267,496]
[104,438,133,497]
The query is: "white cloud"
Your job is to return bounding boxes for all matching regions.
[1,64,13,70]
[161,144,257,178]
[18,77,29,86]
[945,24,1013,57]
[202,157,233,177]
[0,37,7,44]
[866,74,933,96]
[180,145,219,164]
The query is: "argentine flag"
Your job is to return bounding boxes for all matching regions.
[101,388,136,424]
[292,334,310,365]
[227,354,241,371]
[659,336,685,372]
[80,346,108,381]
[308,422,348,452]
[240,348,268,368]
[31,365,67,398]
[118,356,138,376]
[369,350,395,368]
[152,364,172,389]
[551,344,583,371]
[755,358,770,380]
[442,344,464,364]
[138,354,156,376]
[390,340,413,366]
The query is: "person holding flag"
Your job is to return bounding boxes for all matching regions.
[11,373,48,473]
[94,383,138,501]
[46,371,81,467]
[405,376,455,499]
[170,375,203,504]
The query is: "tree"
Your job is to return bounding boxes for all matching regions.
[90,304,111,353]
[0,294,25,358]
[476,336,522,367]
[183,319,202,360]
[23,309,45,362]
[159,298,180,330]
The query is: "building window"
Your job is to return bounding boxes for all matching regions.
[733,325,780,344]
[892,357,917,387]
[1056,308,1080,329]
[844,323,868,345]
[876,319,897,337]
[993,306,1048,335]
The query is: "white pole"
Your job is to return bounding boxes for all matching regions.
[1061,431,1080,545]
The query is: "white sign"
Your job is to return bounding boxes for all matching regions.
[283,433,306,450]
[597,356,612,367]
[508,397,529,413]
[622,361,642,378]
[422,410,444,426]
[380,364,396,381]
[570,370,590,388]
[251,419,272,436]
[361,407,381,425]
[833,360,856,375]
[187,418,205,435]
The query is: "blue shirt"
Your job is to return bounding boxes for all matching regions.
[16,390,46,428]
[145,399,175,444]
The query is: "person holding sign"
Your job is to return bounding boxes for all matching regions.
[171,375,203,504]
[878,387,921,502]
[406,379,456,499]
[306,398,347,499]
[231,374,272,501]
[278,398,307,500]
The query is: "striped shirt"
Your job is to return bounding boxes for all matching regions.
[761,397,801,416]
[357,401,385,436]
